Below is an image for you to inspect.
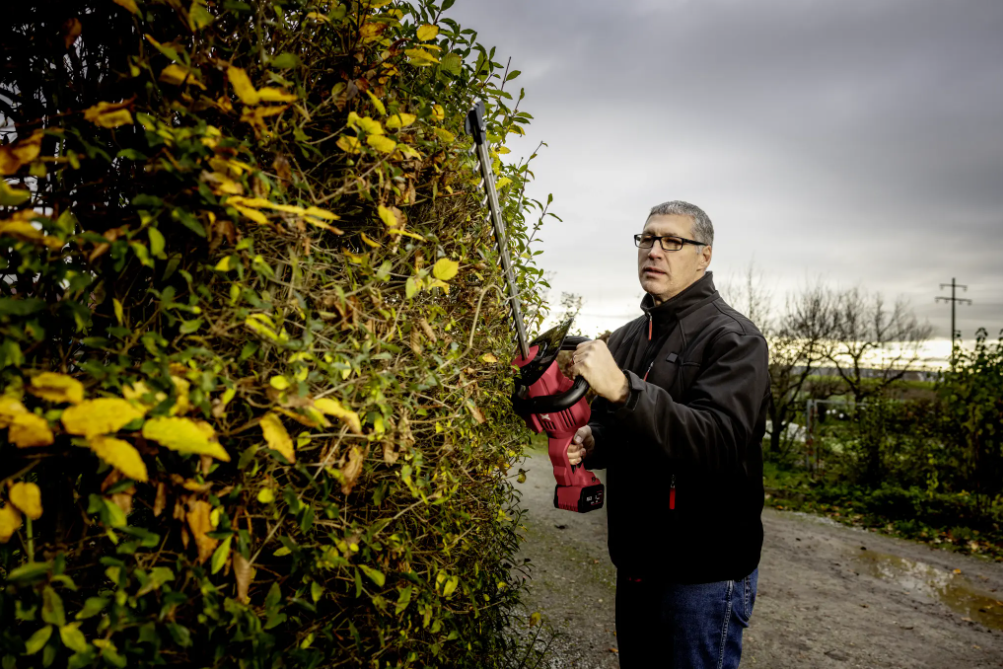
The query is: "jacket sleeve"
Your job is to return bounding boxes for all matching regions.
[582,399,617,471]
[612,330,769,472]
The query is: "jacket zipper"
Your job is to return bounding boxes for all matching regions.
[669,474,676,510]
[643,314,653,380]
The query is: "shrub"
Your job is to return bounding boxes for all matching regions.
[0,1,549,667]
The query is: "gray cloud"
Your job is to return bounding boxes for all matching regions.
[447,0,1003,346]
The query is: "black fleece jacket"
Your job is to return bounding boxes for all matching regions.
[584,272,769,584]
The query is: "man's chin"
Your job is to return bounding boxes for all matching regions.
[639,274,669,293]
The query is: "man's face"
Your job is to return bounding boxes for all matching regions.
[637,213,713,305]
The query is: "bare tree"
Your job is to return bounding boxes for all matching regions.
[824,287,933,403]
[765,282,840,456]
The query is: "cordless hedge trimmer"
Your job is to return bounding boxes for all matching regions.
[464,101,604,513]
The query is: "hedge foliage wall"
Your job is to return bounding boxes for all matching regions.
[0,1,551,667]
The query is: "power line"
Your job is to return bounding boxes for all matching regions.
[936,278,972,365]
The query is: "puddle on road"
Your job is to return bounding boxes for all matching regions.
[852,549,1003,631]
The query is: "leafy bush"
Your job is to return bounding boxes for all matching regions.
[0,1,550,667]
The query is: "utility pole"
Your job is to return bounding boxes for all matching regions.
[936,278,972,366]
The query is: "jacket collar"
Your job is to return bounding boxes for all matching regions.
[640,271,718,326]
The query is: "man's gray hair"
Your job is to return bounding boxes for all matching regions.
[647,200,714,247]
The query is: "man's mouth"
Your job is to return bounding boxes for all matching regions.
[642,267,665,276]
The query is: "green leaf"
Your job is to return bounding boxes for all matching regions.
[395,585,412,615]
[148,227,166,258]
[211,536,232,575]
[405,277,418,299]
[75,597,108,620]
[6,561,52,583]
[271,52,300,69]
[310,581,324,603]
[41,587,66,627]
[505,70,522,81]
[59,623,88,653]
[440,53,462,76]
[171,208,206,237]
[23,625,52,655]
[0,298,46,317]
[358,564,385,588]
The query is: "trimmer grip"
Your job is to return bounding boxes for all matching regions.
[548,434,604,513]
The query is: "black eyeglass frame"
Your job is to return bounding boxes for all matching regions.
[633,233,708,252]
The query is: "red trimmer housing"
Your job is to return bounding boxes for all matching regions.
[511,319,604,513]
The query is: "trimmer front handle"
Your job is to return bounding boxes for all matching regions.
[511,324,604,513]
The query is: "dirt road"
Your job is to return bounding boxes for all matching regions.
[513,451,1003,668]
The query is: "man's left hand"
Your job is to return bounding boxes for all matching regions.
[571,340,629,404]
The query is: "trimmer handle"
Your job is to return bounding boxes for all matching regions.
[511,335,591,413]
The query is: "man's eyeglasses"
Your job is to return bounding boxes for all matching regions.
[634,234,708,252]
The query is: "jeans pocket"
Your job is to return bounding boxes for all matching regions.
[731,577,752,628]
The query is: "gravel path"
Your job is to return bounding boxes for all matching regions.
[513,451,1003,668]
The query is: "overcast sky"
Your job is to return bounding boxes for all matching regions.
[445,0,1003,362]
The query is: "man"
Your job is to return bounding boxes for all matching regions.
[567,200,769,668]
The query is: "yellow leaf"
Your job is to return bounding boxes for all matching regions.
[0,215,63,249]
[113,298,124,324]
[359,21,388,43]
[169,376,190,415]
[416,24,439,41]
[0,130,45,176]
[426,278,450,294]
[215,256,233,271]
[87,435,148,482]
[359,232,382,248]
[9,482,42,520]
[0,181,31,207]
[336,135,362,154]
[231,204,269,225]
[113,0,139,14]
[158,65,206,90]
[432,104,445,122]
[257,487,275,503]
[257,87,298,103]
[305,11,329,22]
[312,397,363,434]
[227,66,260,105]
[386,228,425,241]
[480,353,499,363]
[433,127,455,143]
[0,396,27,428]
[355,116,384,135]
[141,417,231,461]
[260,412,295,464]
[397,144,423,160]
[385,113,416,130]
[365,90,386,116]
[10,414,54,448]
[29,372,84,405]
[494,177,512,190]
[377,205,400,228]
[62,399,144,436]
[405,48,439,66]
[367,135,397,153]
[432,258,459,281]
[496,146,511,155]
[83,100,135,127]
[0,504,22,544]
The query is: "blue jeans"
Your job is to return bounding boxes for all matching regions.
[615,569,758,668]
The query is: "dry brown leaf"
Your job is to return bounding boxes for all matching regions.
[382,441,399,466]
[418,318,437,343]
[186,499,218,564]
[233,551,253,604]
[340,446,367,495]
[153,481,167,517]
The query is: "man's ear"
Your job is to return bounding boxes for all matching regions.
[700,245,713,271]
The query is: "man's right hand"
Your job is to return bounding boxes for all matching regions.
[567,425,594,466]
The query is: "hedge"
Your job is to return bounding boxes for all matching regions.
[0,1,551,667]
